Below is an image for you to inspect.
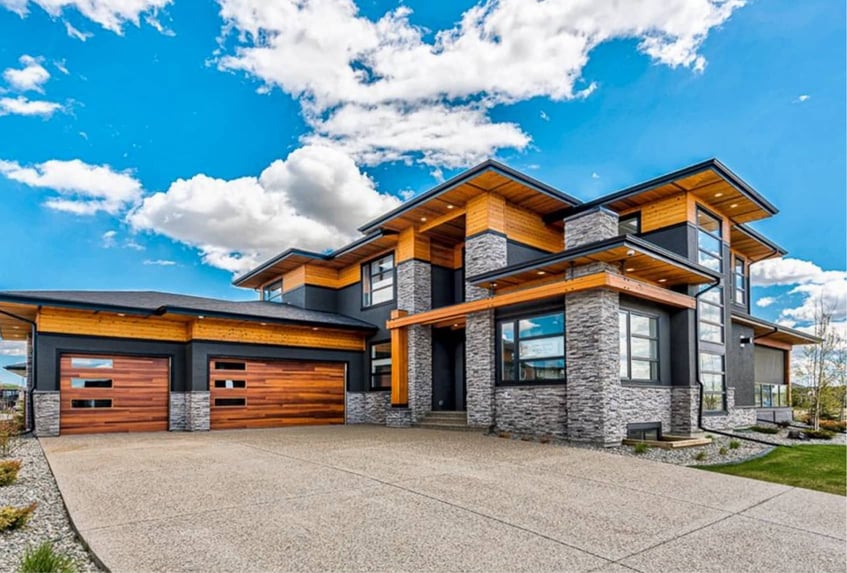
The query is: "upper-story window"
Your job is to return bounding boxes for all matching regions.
[362,253,395,307]
[499,312,565,384]
[734,256,747,305]
[696,207,723,272]
[618,213,641,236]
[262,280,283,303]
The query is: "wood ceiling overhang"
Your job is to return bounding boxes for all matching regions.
[732,312,820,346]
[730,225,786,262]
[0,302,37,341]
[468,236,719,291]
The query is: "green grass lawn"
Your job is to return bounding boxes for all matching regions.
[699,445,846,496]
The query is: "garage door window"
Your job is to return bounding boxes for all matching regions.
[215,397,246,407]
[70,357,113,369]
[214,379,246,389]
[72,399,112,408]
[70,378,113,388]
[214,361,246,370]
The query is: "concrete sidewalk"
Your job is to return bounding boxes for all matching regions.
[41,426,846,572]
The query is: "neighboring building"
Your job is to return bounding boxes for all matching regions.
[0,159,817,442]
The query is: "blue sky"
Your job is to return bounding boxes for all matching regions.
[0,0,844,380]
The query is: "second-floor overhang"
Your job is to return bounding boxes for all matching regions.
[467,235,720,292]
[732,312,820,346]
[730,224,787,262]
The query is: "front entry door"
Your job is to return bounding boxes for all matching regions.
[431,327,466,411]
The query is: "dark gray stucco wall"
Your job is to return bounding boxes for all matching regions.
[506,239,551,266]
[639,223,691,259]
[35,333,188,392]
[282,285,338,313]
[431,264,457,309]
[727,322,756,406]
[669,308,696,387]
[336,280,395,390]
[619,295,672,387]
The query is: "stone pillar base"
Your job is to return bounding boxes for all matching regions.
[346,391,390,425]
[186,391,210,431]
[33,391,60,437]
[169,392,187,431]
[386,407,412,428]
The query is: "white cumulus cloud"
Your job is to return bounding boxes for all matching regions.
[755,296,776,308]
[143,259,176,266]
[128,145,401,273]
[1,0,172,34]
[0,96,62,117]
[217,0,745,169]
[3,54,50,92]
[0,340,26,357]
[0,158,142,215]
[752,257,847,323]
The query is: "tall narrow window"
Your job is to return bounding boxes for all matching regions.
[619,310,659,382]
[618,213,641,236]
[362,253,395,307]
[696,207,723,272]
[698,287,724,344]
[734,256,747,305]
[262,280,283,303]
[370,341,392,390]
[498,312,565,384]
[700,352,726,412]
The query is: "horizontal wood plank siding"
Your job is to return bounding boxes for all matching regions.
[505,202,563,252]
[190,318,365,350]
[621,192,688,233]
[38,308,189,342]
[397,227,431,263]
[210,359,345,429]
[466,193,506,236]
[59,354,169,434]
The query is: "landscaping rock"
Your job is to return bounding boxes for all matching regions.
[0,435,101,572]
[787,430,809,440]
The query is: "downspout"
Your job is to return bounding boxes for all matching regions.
[0,308,36,434]
[693,283,779,446]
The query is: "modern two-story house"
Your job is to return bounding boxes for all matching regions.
[0,159,817,443]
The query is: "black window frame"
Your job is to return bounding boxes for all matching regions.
[369,340,392,391]
[754,383,788,408]
[618,212,641,236]
[361,252,396,308]
[701,351,726,413]
[627,422,662,441]
[497,310,566,386]
[262,279,283,303]
[733,255,747,306]
[698,286,725,344]
[696,205,724,273]
[619,309,660,384]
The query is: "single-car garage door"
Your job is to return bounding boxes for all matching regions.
[210,359,345,430]
[60,354,169,434]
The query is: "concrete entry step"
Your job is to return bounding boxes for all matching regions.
[414,411,475,431]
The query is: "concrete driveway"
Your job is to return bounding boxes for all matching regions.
[41,426,845,573]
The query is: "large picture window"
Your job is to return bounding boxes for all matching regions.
[499,312,565,384]
[370,341,392,390]
[734,256,747,305]
[701,352,726,412]
[754,383,788,408]
[262,280,283,303]
[362,254,395,307]
[619,310,659,382]
[696,207,723,272]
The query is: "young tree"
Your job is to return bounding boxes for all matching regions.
[794,299,840,430]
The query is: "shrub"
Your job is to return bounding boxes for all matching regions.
[776,420,791,428]
[803,429,835,440]
[19,542,77,573]
[719,446,728,455]
[633,443,650,455]
[0,459,21,486]
[694,450,707,461]
[0,503,36,532]
[729,440,741,450]
[819,420,847,433]
[750,425,780,435]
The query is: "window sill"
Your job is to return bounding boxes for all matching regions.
[361,300,396,312]
[621,382,669,389]
[497,380,566,388]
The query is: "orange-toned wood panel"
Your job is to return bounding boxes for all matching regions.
[390,310,408,406]
[466,193,506,236]
[210,359,345,429]
[190,318,365,350]
[430,240,459,269]
[397,227,431,263]
[621,192,688,233]
[337,263,361,288]
[505,203,563,252]
[305,264,342,288]
[59,354,169,434]
[283,266,307,292]
[38,308,189,342]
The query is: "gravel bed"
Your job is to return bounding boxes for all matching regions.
[575,434,772,466]
[0,435,101,572]
[726,422,847,446]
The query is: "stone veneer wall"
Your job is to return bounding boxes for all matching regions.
[185,391,210,431]
[169,392,187,431]
[494,385,567,439]
[386,407,412,427]
[564,207,618,248]
[346,391,390,424]
[671,386,700,435]
[397,259,432,423]
[32,391,60,437]
[702,388,757,430]
[618,386,672,437]
[465,232,507,429]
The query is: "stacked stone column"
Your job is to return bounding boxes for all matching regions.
[564,208,623,446]
[397,258,432,423]
[465,232,507,428]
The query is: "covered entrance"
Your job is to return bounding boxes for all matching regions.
[432,326,465,411]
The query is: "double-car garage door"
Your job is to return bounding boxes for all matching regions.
[59,354,346,434]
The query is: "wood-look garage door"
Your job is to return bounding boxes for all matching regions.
[209,359,345,430]
[60,354,169,434]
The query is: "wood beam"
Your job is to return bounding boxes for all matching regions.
[386,272,696,330]
[418,207,466,234]
[390,310,409,406]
